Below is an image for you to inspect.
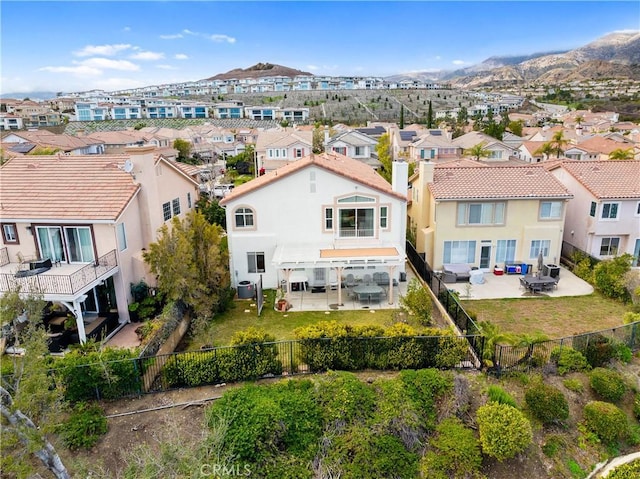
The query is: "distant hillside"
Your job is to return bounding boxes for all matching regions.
[207,63,313,81]
[0,91,58,101]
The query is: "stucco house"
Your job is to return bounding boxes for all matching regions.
[0,147,199,345]
[254,129,313,173]
[220,153,408,305]
[452,131,518,162]
[325,129,380,168]
[408,161,573,272]
[549,160,640,266]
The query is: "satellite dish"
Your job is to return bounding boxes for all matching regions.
[123,159,133,173]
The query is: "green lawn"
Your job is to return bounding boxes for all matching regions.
[461,292,630,339]
[189,292,429,349]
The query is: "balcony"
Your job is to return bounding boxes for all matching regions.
[0,248,118,298]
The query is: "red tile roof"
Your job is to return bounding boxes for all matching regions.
[220,152,405,205]
[429,165,572,200]
[0,155,140,221]
[560,160,640,199]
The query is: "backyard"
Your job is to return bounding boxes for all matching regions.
[185,284,630,351]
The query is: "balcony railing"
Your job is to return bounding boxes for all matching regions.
[338,228,375,238]
[0,250,118,296]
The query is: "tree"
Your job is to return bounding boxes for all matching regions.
[196,196,226,229]
[507,120,524,137]
[465,142,491,161]
[427,100,434,128]
[550,131,568,158]
[312,125,325,153]
[609,147,634,160]
[399,105,405,129]
[533,142,555,161]
[375,133,392,183]
[456,106,468,127]
[143,211,231,333]
[173,139,192,163]
[0,289,70,479]
[225,144,255,176]
[399,278,432,325]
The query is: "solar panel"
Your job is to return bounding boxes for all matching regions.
[430,130,442,136]
[10,143,36,154]
[399,131,416,141]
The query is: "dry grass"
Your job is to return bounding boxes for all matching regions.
[461,292,629,339]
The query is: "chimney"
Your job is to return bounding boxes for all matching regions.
[324,126,329,146]
[392,160,409,197]
[419,160,434,187]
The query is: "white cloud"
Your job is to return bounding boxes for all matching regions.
[452,60,466,65]
[73,44,132,57]
[39,65,102,76]
[306,64,319,71]
[435,55,442,60]
[174,53,189,60]
[123,26,131,32]
[183,29,196,35]
[160,33,183,40]
[156,64,178,70]
[130,51,165,61]
[209,34,236,43]
[77,58,140,71]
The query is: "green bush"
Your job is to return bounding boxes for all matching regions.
[573,333,617,368]
[420,417,482,479]
[487,385,518,408]
[593,254,633,302]
[622,312,640,324]
[525,381,569,425]
[399,278,433,325]
[583,401,628,445]
[634,393,640,421]
[315,371,375,428]
[399,369,453,431]
[589,367,627,402]
[563,378,584,393]
[294,321,466,372]
[542,434,565,457]
[550,346,591,375]
[52,347,141,402]
[476,402,532,461]
[606,459,640,479]
[57,402,108,450]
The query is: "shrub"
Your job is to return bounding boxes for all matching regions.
[52,347,141,402]
[420,417,482,479]
[593,254,633,302]
[583,401,628,445]
[634,393,640,421]
[399,369,453,431]
[589,367,627,402]
[542,434,564,457]
[622,312,640,324]
[399,279,433,325]
[487,385,518,408]
[315,371,376,429]
[550,346,591,375]
[525,381,569,425]
[57,402,108,449]
[476,402,532,461]
[563,378,584,393]
[606,459,640,479]
[573,333,616,368]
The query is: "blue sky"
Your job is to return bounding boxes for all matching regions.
[1,1,639,94]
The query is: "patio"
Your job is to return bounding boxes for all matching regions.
[443,265,593,300]
[282,264,416,312]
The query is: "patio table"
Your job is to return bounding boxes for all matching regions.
[353,284,384,304]
[521,275,557,293]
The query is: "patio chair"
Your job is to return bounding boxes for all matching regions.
[363,273,372,285]
[375,272,390,286]
[344,274,356,297]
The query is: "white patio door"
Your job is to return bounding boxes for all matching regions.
[64,227,95,263]
[36,226,65,263]
[480,245,492,269]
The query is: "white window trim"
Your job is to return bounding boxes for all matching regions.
[116,223,128,252]
[600,202,620,220]
[233,206,257,231]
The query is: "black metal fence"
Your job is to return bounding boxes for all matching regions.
[492,322,640,376]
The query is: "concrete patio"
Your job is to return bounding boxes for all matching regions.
[443,265,593,300]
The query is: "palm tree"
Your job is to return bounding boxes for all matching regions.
[608,147,635,160]
[550,131,568,158]
[465,142,491,161]
[533,142,555,161]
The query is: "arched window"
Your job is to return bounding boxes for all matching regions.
[234,207,255,228]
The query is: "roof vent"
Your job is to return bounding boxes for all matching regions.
[26,163,38,169]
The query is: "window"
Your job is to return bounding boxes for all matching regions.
[540,201,563,219]
[457,202,505,225]
[235,207,254,228]
[332,146,347,155]
[64,227,95,263]
[162,202,171,221]
[339,208,374,237]
[636,202,640,216]
[443,240,476,264]
[354,146,364,156]
[172,198,181,216]
[601,202,619,219]
[1,223,19,244]
[600,237,620,256]
[247,252,265,273]
[495,239,516,263]
[380,206,388,228]
[529,240,550,259]
[325,208,333,230]
[116,223,127,251]
[589,201,596,217]
[294,148,304,158]
[187,192,192,209]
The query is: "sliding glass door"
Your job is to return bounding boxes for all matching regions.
[65,227,95,263]
[36,227,65,263]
